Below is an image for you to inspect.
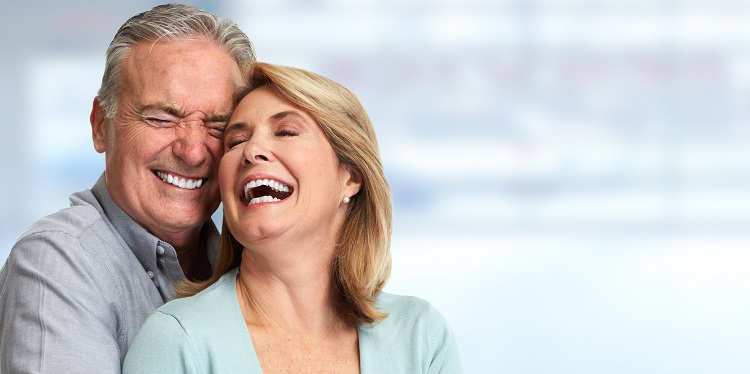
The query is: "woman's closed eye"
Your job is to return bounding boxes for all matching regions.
[225,136,248,149]
[276,129,298,137]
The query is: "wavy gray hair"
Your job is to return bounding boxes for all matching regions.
[96,3,255,118]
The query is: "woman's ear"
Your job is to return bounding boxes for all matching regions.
[343,165,363,198]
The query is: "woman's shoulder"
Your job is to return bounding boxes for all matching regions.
[124,268,252,373]
[376,292,434,317]
[372,292,451,333]
[360,292,462,372]
[158,268,240,321]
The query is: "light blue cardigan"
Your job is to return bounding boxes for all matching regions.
[123,268,462,373]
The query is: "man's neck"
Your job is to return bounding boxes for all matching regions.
[172,227,212,281]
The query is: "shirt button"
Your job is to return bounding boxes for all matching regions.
[147,270,154,279]
[156,246,165,255]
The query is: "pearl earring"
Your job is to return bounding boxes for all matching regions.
[343,196,351,203]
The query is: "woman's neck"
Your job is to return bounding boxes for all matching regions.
[236,241,343,332]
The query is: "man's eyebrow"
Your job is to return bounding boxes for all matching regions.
[205,113,232,123]
[140,104,183,117]
[140,104,231,124]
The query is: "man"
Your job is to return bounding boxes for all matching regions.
[0,4,255,373]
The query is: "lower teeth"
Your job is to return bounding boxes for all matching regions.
[248,196,281,205]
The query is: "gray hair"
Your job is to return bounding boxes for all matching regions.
[97,3,255,118]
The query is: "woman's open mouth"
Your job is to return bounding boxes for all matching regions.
[241,178,293,205]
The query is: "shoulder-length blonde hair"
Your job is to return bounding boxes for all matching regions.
[178,62,392,326]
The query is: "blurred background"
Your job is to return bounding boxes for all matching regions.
[2,0,750,372]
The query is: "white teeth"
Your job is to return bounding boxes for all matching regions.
[271,180,286,192]
[249,196,281,205]
[243,178,291,205]
[243,178,290,194]
[244,180,257,193]
[156,171,204,190]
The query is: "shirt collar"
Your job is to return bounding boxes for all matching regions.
[90,173,220,277]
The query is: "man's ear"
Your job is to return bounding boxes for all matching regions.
[90,97,108,154]
[344,165,363,198]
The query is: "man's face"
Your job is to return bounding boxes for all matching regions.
[92,38,243,242]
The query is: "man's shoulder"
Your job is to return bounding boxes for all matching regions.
[18,188,105,242]
[8,188,122,268]
[1,187,148,310]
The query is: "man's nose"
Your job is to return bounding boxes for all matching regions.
[172,120,209,167]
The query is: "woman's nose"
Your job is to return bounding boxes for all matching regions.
[242,137,272,165]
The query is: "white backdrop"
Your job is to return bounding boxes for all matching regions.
[2,0,750,372]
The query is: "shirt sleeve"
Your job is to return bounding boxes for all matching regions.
[122,311,199,374]
[427,305,463,374]
[0,231,122,373]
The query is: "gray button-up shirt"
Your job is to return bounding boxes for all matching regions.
[0,173,220,373]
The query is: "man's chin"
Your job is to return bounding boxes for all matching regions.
[146,207,215,232]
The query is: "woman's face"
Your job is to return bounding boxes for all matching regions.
[219,86,360,247]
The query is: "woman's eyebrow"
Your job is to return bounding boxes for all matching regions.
[224,121,248,134]
[269,110,303,123]
[224,110,304,134]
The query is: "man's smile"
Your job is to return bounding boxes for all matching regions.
[155,170,206,190]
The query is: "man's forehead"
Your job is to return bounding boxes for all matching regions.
[116,40,242,117]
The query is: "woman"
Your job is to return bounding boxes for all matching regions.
[123,63,462,373]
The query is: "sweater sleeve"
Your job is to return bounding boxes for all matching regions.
[122,311,200,374]
[427,305,463,374]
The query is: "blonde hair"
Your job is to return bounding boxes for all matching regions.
[178,63,392,326]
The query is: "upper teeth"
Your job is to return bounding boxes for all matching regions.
[244,179,290,195]
[156,171,204,190]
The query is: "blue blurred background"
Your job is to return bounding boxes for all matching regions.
[3,0,750,372]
